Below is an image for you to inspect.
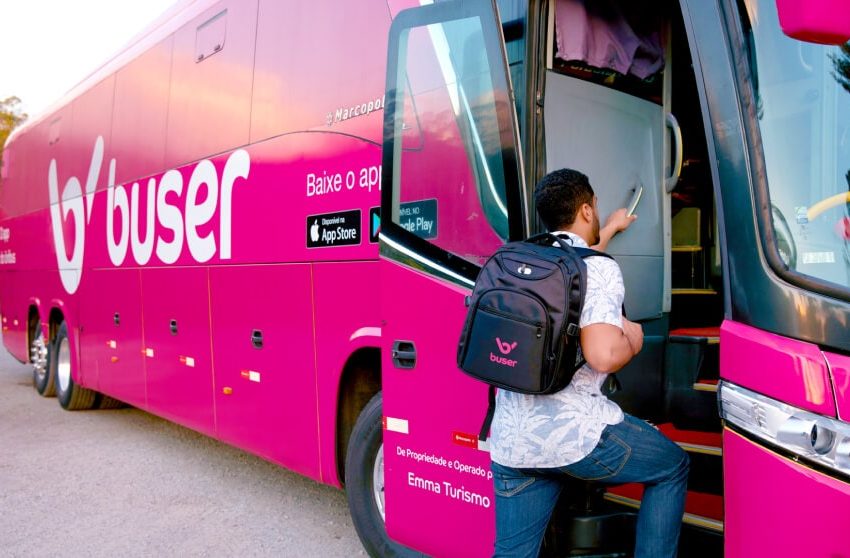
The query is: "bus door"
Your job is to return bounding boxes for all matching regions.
[543,0,675,323]
[531,0,684,427]
[378,1,526,555]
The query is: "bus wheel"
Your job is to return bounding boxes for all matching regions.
[31,319,54,397]
[52,322,96,411]
[345,392,419,558]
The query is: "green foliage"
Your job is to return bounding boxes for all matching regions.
[0,96,28,175]
[831,43,850,94]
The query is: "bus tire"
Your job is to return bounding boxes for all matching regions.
[345,392,419,558]
[31,319,55,397]
[52,322,97,411]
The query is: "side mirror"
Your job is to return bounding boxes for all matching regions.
[776,0,850,45]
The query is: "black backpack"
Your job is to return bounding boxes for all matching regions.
[456,232,614,441]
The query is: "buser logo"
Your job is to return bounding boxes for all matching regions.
[496,337,518,355]
[49,136,250,294]
[490,337,518,368]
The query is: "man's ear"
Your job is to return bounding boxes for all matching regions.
[580,202,594,223]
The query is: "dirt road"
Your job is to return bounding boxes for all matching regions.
[0,343,365,557]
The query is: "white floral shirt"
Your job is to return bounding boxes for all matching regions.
[489,231,625,468]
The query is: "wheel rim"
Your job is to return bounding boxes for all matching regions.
[56,337,71,393]
[30,328,48,384]
[373,444,386,521]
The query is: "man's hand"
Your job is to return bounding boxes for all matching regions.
[592,208,637,251]
[605,208,638,233]
[621,317,644,356]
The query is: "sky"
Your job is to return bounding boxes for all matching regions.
[0,0,177,120]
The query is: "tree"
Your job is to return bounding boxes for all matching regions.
[0,96,28,174]
[831,42,850,94]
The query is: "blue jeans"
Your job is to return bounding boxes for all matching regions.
[491,414,689,558]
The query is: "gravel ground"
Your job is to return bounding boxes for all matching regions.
[0,342,366,558]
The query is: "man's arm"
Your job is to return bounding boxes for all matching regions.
[578,253,640,373]
[580,317,643,373]
[592,208,637,252]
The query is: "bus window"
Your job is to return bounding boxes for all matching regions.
[741,0,850,294]
[385,4,524,267]
[499,0,528,136]
[165,1,257,169]
[196,10,227,62]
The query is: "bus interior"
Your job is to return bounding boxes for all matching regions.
[528,1,724,554]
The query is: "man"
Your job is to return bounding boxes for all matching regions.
[489,169,689,558]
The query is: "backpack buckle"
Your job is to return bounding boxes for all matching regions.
[566,323,580,336]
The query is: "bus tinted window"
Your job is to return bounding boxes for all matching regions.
[743,0,850,293]
[390,14,516,263]
[498,0,527,133]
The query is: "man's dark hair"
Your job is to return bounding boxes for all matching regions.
[534,168,595,231]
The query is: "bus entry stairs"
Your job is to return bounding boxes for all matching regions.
[541,327,724,557]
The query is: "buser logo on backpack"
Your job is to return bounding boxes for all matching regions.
[495,338,518,355]
[490,338,519,367]
[489,352,518,368]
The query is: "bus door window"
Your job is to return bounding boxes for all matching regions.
[383,1,525,275]
[498,0,529,136]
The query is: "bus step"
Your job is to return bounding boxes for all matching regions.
[665,327,721,431]
[542,510,636,557]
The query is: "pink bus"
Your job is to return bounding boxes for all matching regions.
[2,0,849,556]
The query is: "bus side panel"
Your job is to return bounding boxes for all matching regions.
[0,141,34,360]
[164,0,258,170]
[382,263,494,558]
[0,138,19,221]
[0,210,25,362]
[250,0,391,145]
[10,121,52,218]
[720,320,836,416]
[210,263,321,480]
[0,271,25,361]
[110,36,171,188]
[386,0,425,18]
[142,266,215,436]
[0,269,10,330]
[79,268,146,408]
[68,75,116,193]
[823,352,850,422]
[312,260,380,486]
[237,135,382,265]
[1,207,78,363]
[723,429,850,558]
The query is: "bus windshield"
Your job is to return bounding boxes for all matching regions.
[743,0,850,292]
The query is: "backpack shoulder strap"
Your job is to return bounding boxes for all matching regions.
[479,385,496,443]
[572,246,615,261]
[542,233,615,261]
